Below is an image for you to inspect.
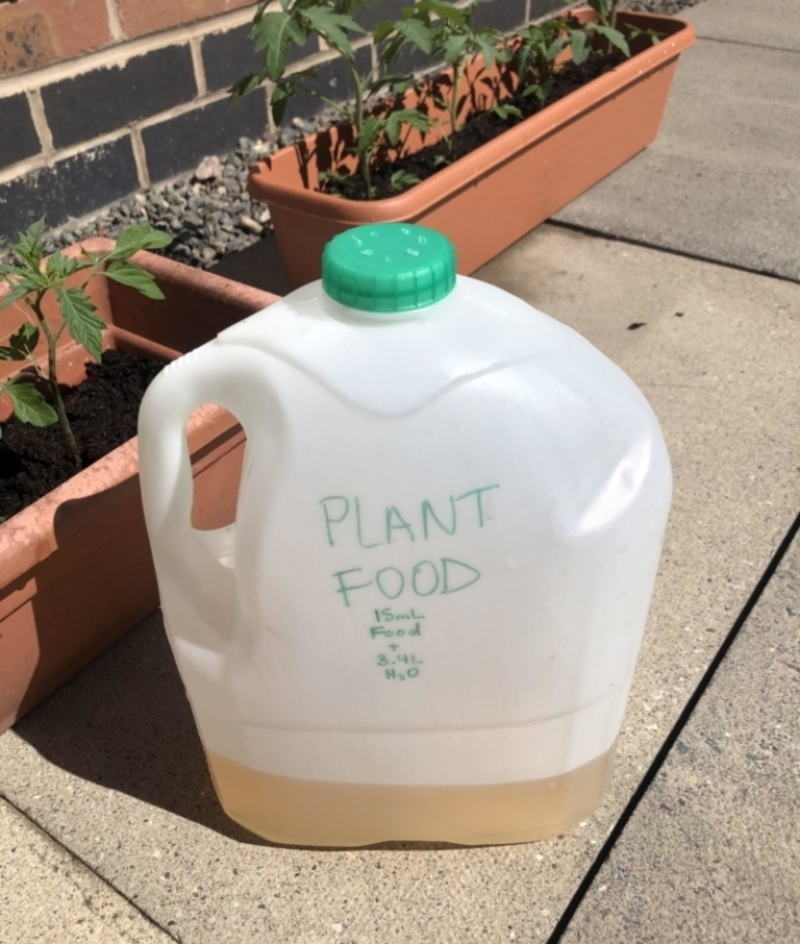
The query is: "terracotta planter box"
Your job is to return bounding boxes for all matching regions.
[0,240,279,733]
[248,8,695,287]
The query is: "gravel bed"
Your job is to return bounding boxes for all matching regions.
[3,0,704,272]
[34,137,283,271]
[625,0,702,13]
[16,124,334,272]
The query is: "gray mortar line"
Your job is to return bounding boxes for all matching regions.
[190,36,209,98]
[104,0,127,42]
[130,127,151,191]
[26,89,55,158]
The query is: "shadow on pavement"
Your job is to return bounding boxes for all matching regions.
[12,611,476,853]
[12,611,268,846]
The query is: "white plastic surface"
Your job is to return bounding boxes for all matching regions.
[138,276,672,786]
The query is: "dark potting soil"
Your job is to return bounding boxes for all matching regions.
[322,54,625,202]
[0,350,165,522]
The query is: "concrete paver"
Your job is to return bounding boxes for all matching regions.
[560,530,800,944]
[688,0,800,51]
[1,224,799,943]
[554,1,800,281]
[0,797,171,944]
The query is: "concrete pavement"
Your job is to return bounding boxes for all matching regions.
[2,1,800,941]
[560,531,800,944]
[553,0,800,282]
[0,797,171,944]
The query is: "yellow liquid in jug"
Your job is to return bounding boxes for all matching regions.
[205,747,615,847]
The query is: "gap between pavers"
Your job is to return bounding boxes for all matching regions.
[0,796,172,944]
[1,225,799,943]
[558,525,800,944]
[553,0,800,283]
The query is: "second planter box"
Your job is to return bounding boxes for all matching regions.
[248,9,695,287]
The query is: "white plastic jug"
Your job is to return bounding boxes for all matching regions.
[138,223,671,846]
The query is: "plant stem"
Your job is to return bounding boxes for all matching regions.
[344,55,373,199]
[31,294,80,467]
[449,58,463,161]
[607,0,619,55]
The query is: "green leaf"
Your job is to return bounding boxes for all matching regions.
[303,7,363,58]
[494,43,512,65]
[7,381,57,427]
[419,0,465,27]
[492,103,523,121]
[12,219,46,270]
[45,251,80,281]
[0,262,24,280]
[403,109,430,133]
[385,111,404,146]
[9,322,39,357]
[373,20,396,44]
[107,224,173,261]
[252,11,306,80]
[355,116,383,153]
[0,346,26,361]
[547,35,568,62]
[79,248,103,266]
[514,44,532,78]
[0,275,37,311]
[390,169,420,192]
[590,23,630,57]
[270,79,296,124]
[642,27,663,46]
[443,33,468,66]
[570,28,590,65]
[55,286,106,363]
[475,34,499,68]
[104,262,166,300]
[385,107,430,145]
[396,17,433,54]
[230,72,263,101]
[587,0,610,18]
[387,75,417,95]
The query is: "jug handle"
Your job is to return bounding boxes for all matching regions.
[138,342,283,640]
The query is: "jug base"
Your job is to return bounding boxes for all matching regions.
[204,747,615,847]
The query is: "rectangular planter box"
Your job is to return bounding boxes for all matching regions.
[248,9,695,287]
[0,241,279,733]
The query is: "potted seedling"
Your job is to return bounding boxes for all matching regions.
[239,0,694,285]
[0,221,172,478]
[231,0,439,202]
[0,221,280,733]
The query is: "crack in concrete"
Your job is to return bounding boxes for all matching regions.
[545,507,800,944]
[0,789,179,944]
[548,219,800,288]
[696,34,800,56]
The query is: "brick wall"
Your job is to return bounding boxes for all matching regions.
[0,0,566,241]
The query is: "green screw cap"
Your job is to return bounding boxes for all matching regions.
[322,223,456,314]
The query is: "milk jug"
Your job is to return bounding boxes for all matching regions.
[138,223,671,846]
